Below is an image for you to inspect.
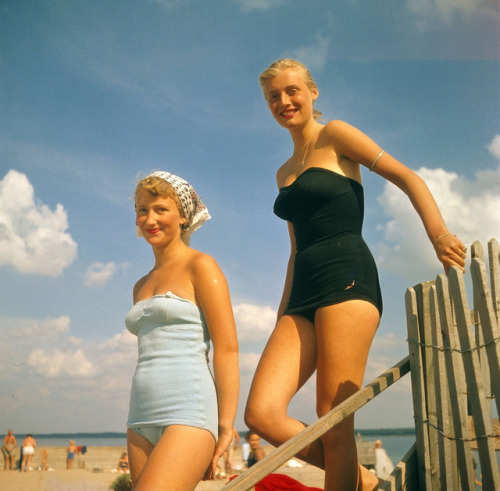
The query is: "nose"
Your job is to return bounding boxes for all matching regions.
[280,93,290,105]
[144,210,157,225]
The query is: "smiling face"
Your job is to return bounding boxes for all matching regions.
[135,189,187,246]
[263,68,319,130]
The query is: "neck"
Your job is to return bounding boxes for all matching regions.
[151,237,186,268]
[290,120,322,147]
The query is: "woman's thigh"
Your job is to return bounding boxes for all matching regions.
[314,300,380,417]
[246,314,317,418]
[131,425,215,490]
[127,428,154,485]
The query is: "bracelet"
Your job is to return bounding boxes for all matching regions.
[369,150,384,171]
[433,232,454,247]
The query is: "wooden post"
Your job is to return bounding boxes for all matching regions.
[487,238,500,322]
[435,273,476,489]
[429,285,457,488]
[405,287,432,490]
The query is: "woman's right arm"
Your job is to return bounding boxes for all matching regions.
[277,221,296,320]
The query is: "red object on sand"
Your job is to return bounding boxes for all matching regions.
[255,473,323,491]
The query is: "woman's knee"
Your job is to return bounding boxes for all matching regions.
[244,398,282,436]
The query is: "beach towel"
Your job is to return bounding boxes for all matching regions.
[255,473,323,491]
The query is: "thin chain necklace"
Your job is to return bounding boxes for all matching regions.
[293,131,316,167]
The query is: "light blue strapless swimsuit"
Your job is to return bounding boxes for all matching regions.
[126,292,218,441]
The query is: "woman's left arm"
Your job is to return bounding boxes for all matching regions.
[192,253,239,479]
[328,120,466,273]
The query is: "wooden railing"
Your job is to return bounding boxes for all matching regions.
[226,238,499,490]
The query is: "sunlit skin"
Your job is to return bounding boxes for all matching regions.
[264,69,318,131]
[128,185,239,490]
[245,65,466,491]
[135,191,187,249]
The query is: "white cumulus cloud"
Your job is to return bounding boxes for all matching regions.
[487,135,500,159]
[0,170,77,276]
[376,166,500,279]
[233,303,276,342]
[406,0,498,24]
[84,261,117,288]
[288,35,331,71]
[27,348,98,378]
[231,0,284,12]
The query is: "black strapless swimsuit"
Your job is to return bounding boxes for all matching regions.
[274,167,383,322]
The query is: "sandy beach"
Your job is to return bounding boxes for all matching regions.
[0,444,325,491]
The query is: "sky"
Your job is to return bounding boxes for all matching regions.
[1,0,499,435]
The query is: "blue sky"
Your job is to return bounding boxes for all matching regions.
[1,0,499,434]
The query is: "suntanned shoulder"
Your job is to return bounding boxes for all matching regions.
[189,250,220,276]
[324,120,355,140]
[276,159,291,188]
[133,275,148,300]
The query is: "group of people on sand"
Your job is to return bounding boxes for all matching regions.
[2,431,38,473]
[123,58,466,491]
[2,431,81,472]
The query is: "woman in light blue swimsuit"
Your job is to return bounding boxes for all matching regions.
[126,171,239,490]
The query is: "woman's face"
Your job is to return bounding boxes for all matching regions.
[249,434,260,449]
[263,68,318,129]
[135,189,186,246]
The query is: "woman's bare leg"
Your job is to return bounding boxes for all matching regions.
[245,314,325,467]
[315,301,380,491]
[128,425,215,491]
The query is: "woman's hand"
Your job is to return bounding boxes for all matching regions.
[203,427,234,480]
[433,233,467,274]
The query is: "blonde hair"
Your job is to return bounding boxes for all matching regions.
[259,58,322,120]
[135,175,185,221]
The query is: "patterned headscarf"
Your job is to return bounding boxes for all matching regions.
[137,171,211,245]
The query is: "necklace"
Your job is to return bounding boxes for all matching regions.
[293,131,316,167]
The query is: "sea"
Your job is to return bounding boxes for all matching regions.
[20,429,415,464]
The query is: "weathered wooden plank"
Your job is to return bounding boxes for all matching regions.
[405,287,432,490]
[413,281,440,489]
[471,256,500,416]
[448,267,500,489]
[224,357,411,490]
[435,273,475,489]
[378,444,420,491]
[488,238,500,322]
[429,285,457,489]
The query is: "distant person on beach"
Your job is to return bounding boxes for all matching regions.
[117,452,129,473]
[41,448,48,471]
[374,440,393,480]
[21,434,36,472]
[246,431,265,468]
[244,58,467,491]
[2,429,16,470]
[126,171,239,490]
[66,440,78,469]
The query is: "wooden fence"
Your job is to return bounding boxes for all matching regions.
[226,238,499,490]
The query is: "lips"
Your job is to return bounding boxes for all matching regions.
[146,228,160,234]
[281,109,296,119]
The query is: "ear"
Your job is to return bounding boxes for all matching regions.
[311,87,319,101]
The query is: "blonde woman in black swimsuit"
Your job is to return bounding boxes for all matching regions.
[244,59,467,491]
